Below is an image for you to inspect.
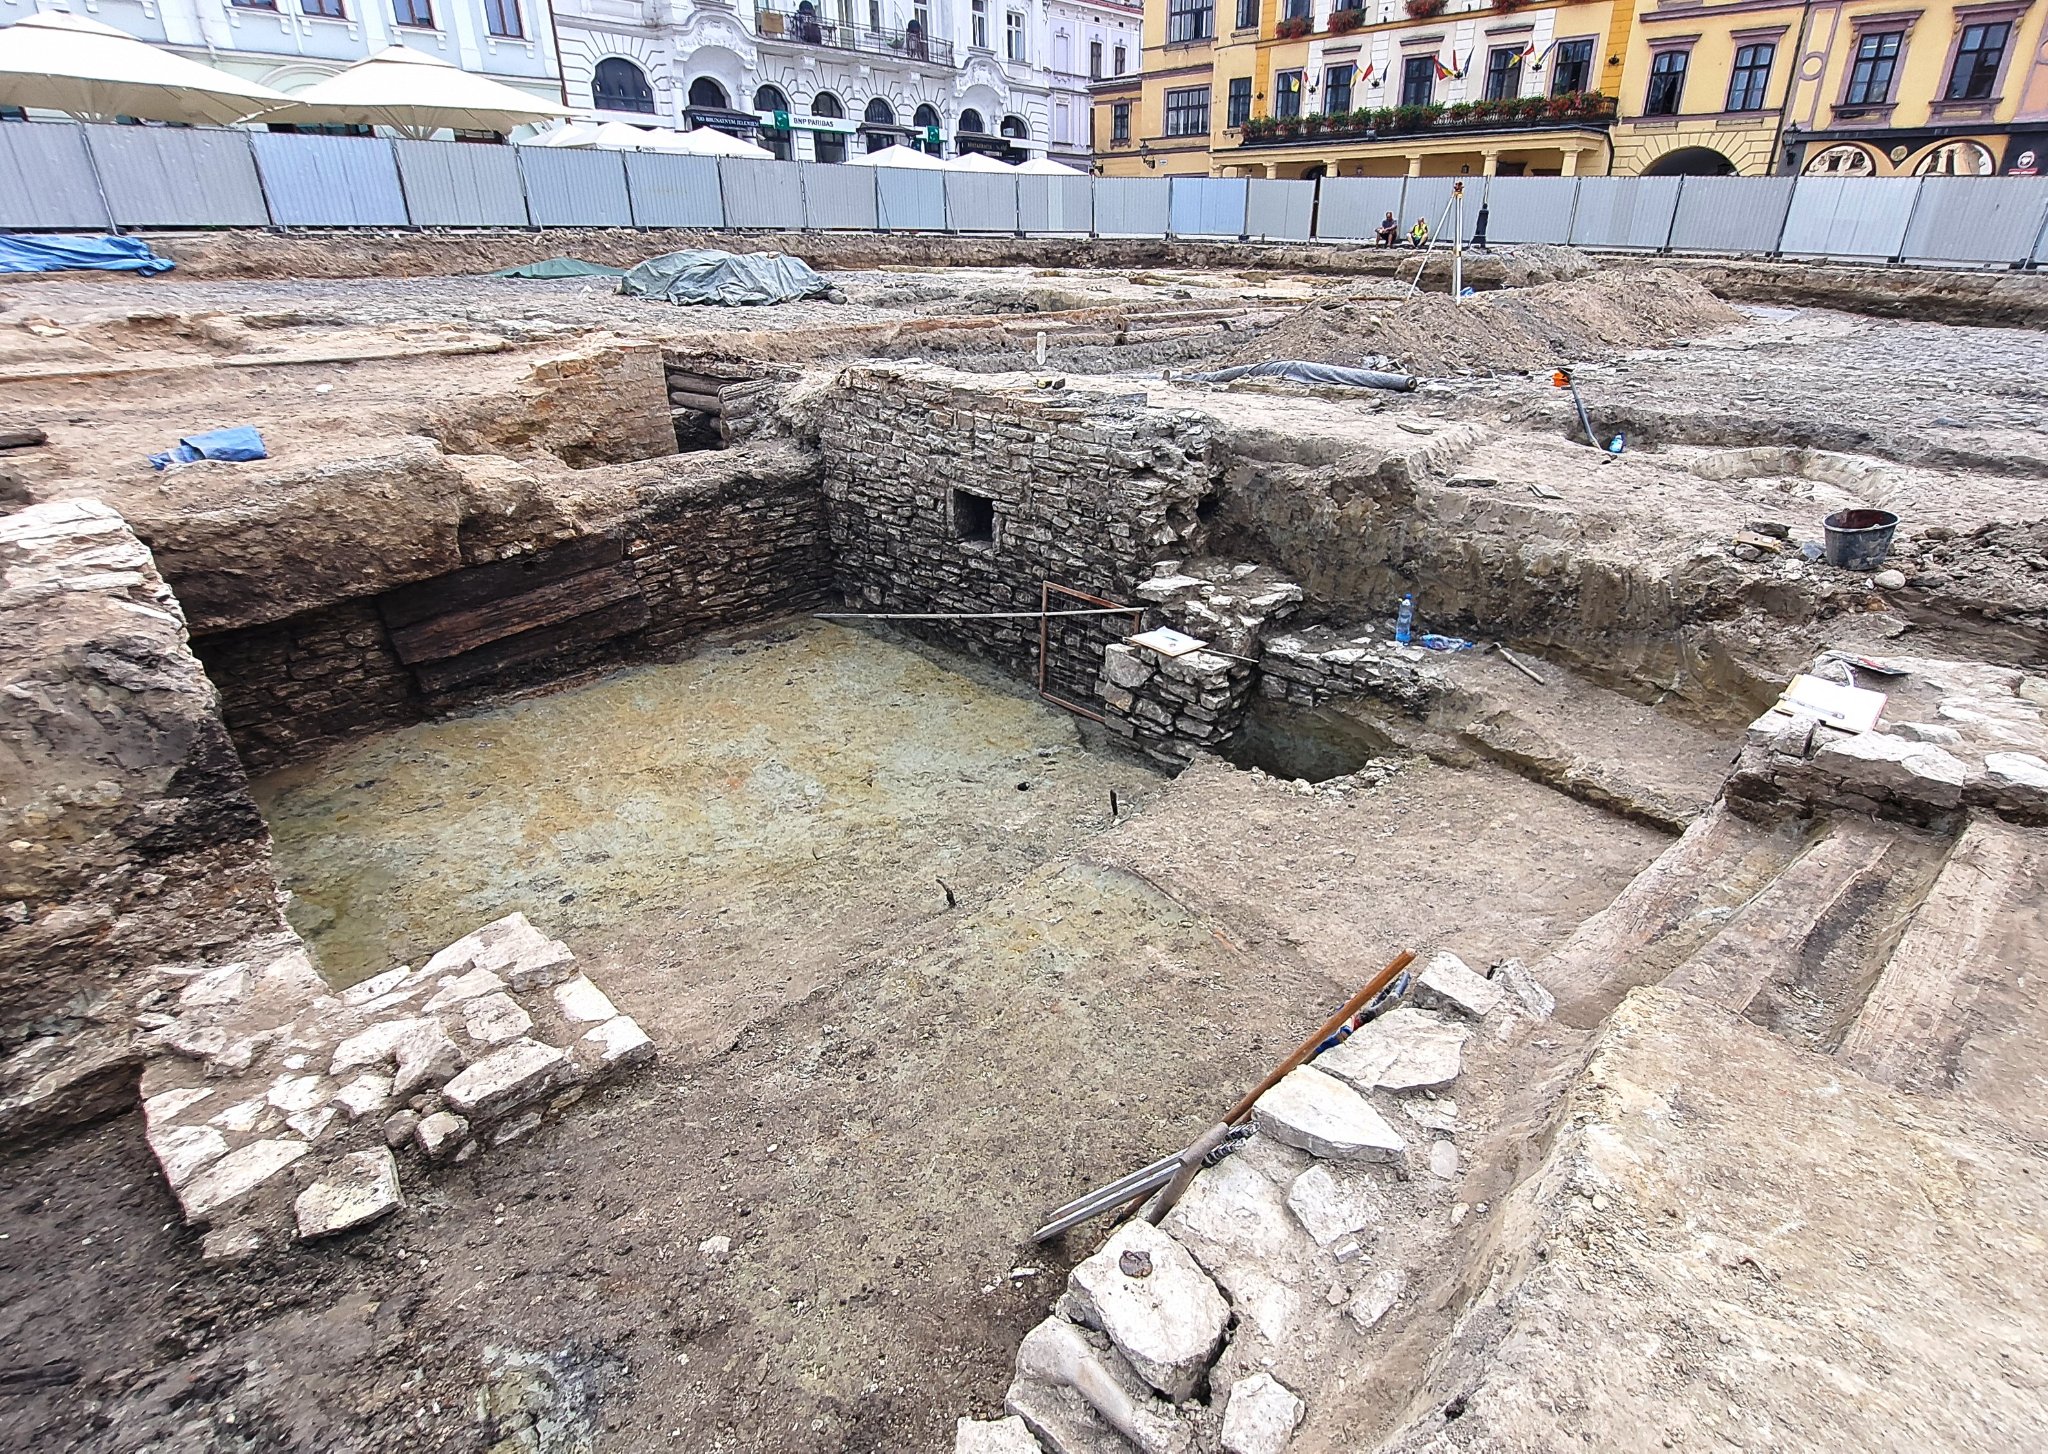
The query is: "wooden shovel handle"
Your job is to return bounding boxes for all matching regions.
[1222,948,1416,1126]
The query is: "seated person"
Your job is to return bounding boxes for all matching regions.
[1374,210,1398,246]
[1408,216,1431,248]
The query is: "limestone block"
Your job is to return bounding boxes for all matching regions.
[1008,1316,1191,1454]
[266,1072,328,1113]
[333,1073,392,1120]
[579,1015,655,1072]
[179,964,250,1009]
[144,1086,215,1122]
[1347,1267,1405,1330]
[1220,1372,1304,1454]
[153,1124,229,1187]
[1814,731,1969,810]
[420,966,510,1012]
[1064,1221,1228,1402]
[1429,1141,1459,1179]
[416,1110,470,1162]
[340,966,411,1007]
[551,975,617,1024]
[331,1017,426,1076]
[1316,1008,1468,1093]
[954,1415,1042,1454]
[424,913,576,992]
[210,1097,278,1135]
[1985,751,2048,801]
[1411,952,1505,1020]
[1103,644,1155,690]
[442,1039,573,1121]
[179,1138,310,1222]
[294,1148,403,1240]
[391,1019,465,1100]
[286,1106,337,1141]
[1285,1162,1384,1247]
[1893,722,1964,746]
[1252,1066,1406,1163]
[460,992,534,1047]
[1494,958,1556,1022]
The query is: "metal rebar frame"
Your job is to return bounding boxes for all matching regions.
[1036,581,1143,725]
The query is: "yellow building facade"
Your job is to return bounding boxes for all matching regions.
[1595,0,2048,177]
[1094,0,1629,178]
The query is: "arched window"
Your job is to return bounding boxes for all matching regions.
[999,113,1028,139]
[912,101,941,153]
[755,85,793,160]
[959,107,985,133]
[688,77,730,110]
[811,91,847,163]
[593,57,656,116]
[865,97,896,125]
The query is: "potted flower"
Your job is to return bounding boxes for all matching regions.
[1244,116,1276,141]
[1328,6,1367,33]
[1491,0,1526,11]
[1404,0,1446,17]
[1275,116,1301,139]
[1275,14,1311,38]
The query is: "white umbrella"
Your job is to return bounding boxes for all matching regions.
[664,124,775,160]
[261,45,570,139]
[1016,156,1088,176]
[847,142,946,169]
[522,120,605,148]
[946,151,1016,173]
[0,11,295,125]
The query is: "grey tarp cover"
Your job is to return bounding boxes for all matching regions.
[1187,360,1416,392]
[489,257,627,279]
[619,249,836,306]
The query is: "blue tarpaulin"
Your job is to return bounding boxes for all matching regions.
[0,234,175,276]
[149,426,267,471]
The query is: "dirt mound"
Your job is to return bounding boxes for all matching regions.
[1223,268,1740,376]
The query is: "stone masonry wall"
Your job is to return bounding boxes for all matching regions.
[2,501,285,1138]
[817,364,1220,701]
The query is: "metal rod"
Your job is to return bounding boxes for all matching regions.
[1498,646,1548,685]
[1220,948,1417,1127]
[1032,1162,1179,1243]
[1452,180,1464,300]
[1041,1152,1185,1220]
[1142,1122,1233,1226]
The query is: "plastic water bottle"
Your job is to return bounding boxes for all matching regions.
[1394,593,1414,645]
[1607,433,1626,455]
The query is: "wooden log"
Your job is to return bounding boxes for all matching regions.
[667,388,724,414]
[377,532,625,632]
[388,564,643,665]
[413,595,652,696]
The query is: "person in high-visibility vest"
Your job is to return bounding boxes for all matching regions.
[1407,217,1431,248]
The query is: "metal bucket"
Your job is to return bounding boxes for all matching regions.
[1821,508,1899,571]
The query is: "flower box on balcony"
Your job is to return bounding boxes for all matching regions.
[1404,0,1446,16]
[1328,6,1367,33]
[1275,15,1311,38]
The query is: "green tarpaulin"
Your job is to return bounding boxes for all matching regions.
[489,258,628,279]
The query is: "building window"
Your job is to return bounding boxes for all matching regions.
[1165,0,1213,45]
[692,77,731,109]
[1947,21,2009,102]
[971,0,989,47]
[1845,31,1903,106]
[1483,46,1517,101]
[1549,38,1593,97]
[1006,9,1025,60]
[393,0,434,27]
[1323,62,1353,114]
[1274,69,1303,119]
[1227,75,1252,126]
[1644,49,1688,116]
[483,0,523,38]
[303,0,346,17]
[229,0,279,9]
[1401,54,1434,108]
[1164,85,1210,135]
[1089,40,1103,78]
[593,58,656,114]
[952,488,996,544]
[1112,100,1131,141]
[811,91,846,162]
[1726,42,1774,112]
[1114,43,1127,73]
[960,107,985,132]
[1235,0,1258,27]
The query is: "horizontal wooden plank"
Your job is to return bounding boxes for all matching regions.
[389,564,643,665]
[377,532,625,632]
[412,595,651,696]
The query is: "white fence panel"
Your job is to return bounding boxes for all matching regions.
[877,170,946,230]
[717,158,804,229]
[88,125,268,228]
[1244,178,1313,241]
[251,132,408,227]
[1314,176,1405,241]
[1478,177,1578,245]
[624,152,724,228]
[1900,176,2048,265]
[1569,175,1681,251]
[395,140,527,228]
[1169,177,1247,238]
[518,147,632,227]
[944,172,1019,233]
[798,163,878,230]
[1019,173,1091,234]
[1093,176,1170,237]
[1778,176,1920,260]
[1667,174,1795,255]
[1400,178,1467,240]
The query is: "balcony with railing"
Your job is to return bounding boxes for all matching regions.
[1236,91,1616,147]
[754,4,958,67]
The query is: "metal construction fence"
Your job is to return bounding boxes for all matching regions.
[9,119,2048,268]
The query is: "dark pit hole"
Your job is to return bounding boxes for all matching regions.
[953,487,997,544]
[1224,698,1398,784]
